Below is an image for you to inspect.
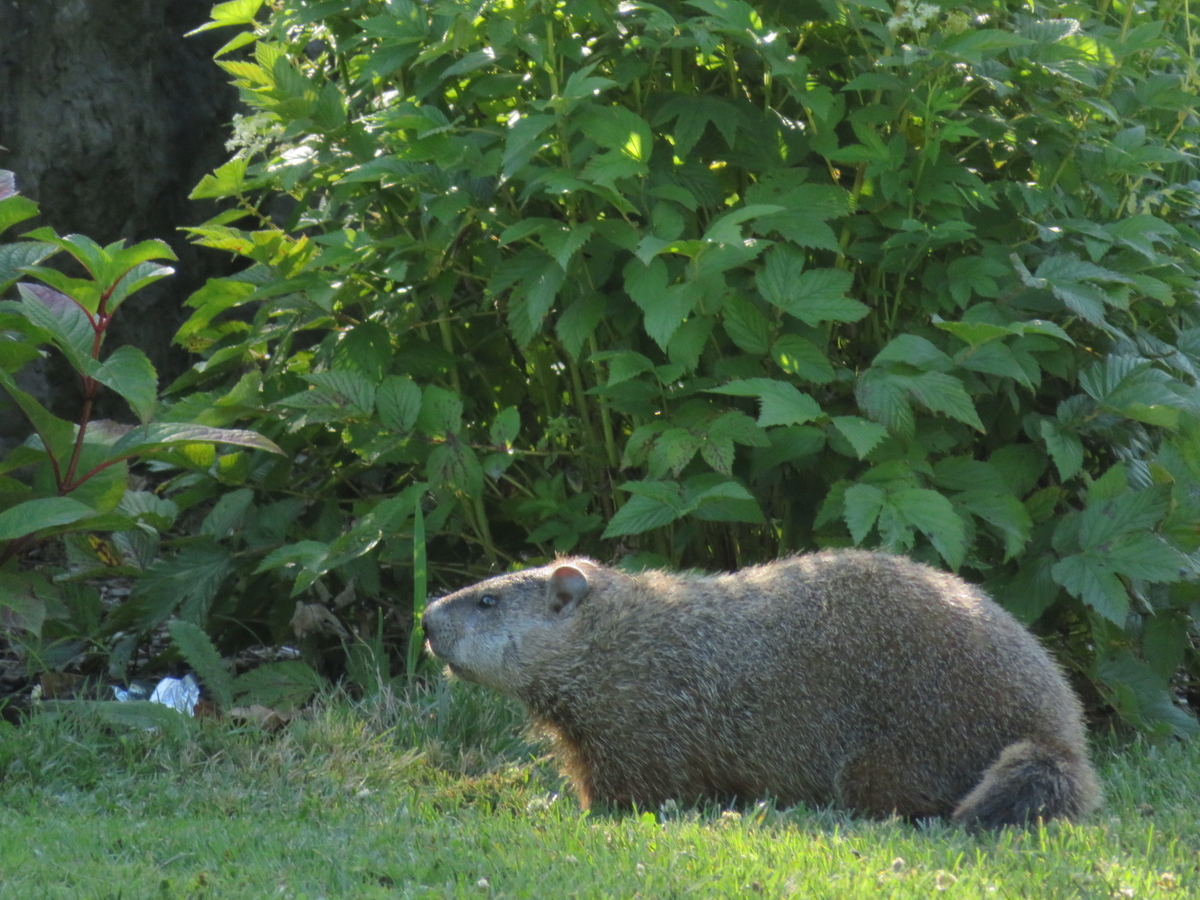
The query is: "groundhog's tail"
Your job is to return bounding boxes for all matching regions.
[951,740,1101,830]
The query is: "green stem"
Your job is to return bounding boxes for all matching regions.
[587,333,620,470]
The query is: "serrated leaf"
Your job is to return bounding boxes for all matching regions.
[108,423,283,458]
[844,483,885,544]
[854,367,914,437]
[891,488,967,569]
[116,541,234,630]
[702,205,784,246]
[168,620,234,710]
[602,494,686,537]
[376,376,422,432]
[956,341,1034,389]
[709,378,822,427]
[874,335,952,371]
[1039,418,1083,481]
[772,335,835,384]
[507,256,565,347]
[417,385,463,436]
[722,294,772,355]
[956,490,1032,559]
[906,371,984,431]
[577,105,653,162]
[1096,651,1199,738]
[333,321,393,384]
[491,407,520,446]
[1052,554,1130,624]
[1078,486,1170,548]
[300,370,377,417]
[936,320,1015,346]
[831,416,889,459]
[557,293,608,361]
[233,661,322,710]
[1103,532,1187,581]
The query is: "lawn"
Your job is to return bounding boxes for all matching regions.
[1,682,1197,899]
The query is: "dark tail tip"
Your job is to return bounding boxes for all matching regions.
[952,739,1101,831]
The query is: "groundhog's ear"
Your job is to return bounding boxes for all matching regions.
[549,564,589,613]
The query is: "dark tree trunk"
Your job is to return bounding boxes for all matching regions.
[0,0,238,447]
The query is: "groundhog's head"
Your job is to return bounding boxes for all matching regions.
[421,559,597,697]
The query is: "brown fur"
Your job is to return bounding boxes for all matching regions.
[421,550,1101,827]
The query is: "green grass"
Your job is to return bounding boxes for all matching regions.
[1,682,1198,899]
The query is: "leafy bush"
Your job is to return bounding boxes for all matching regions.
[0,170,281,680]
[170,0,1200,734]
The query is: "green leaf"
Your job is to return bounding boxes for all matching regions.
[1078,486,1170,548]
[0,367,77,463]
[199,488,254,540]
[874,335,951,371]
[1052,554,1130,624]
[0,497,97,541]
[376,376,422,433]
[602,494,686,538]
[709,378,822,427]
[0,241,57,292]
[233,661,323,710]
[116,541,234,630]
[577,106,653,162]
[1143,613,1190,683]
[334,321,393,384]
[17,283,94,372]
[1096,651,1199,738]
[0,572,56,636]
[427,443,484,498]
[507,256,565,347]
[890,488,967,569]
[108,423,283,458]
[786,269,864,326]
[168,620,234,710]
[625,258,697,349]
[557,293,608,361]
[939,29,1032,63]
[906,371,984,431]
[831,416,889,459]
[89,346,159,423]
[417,385,463,436]
[702,205,784,246]
[956,342,1035,389]
[772,335,835,384]
[190,157,250,199]
[491,407,520,447]
[722,295,772,355]
[843,483,885,544]
[1039,419,1083,481]
[186,0,264,34]
[956,490,1032,559]
[0,194,39,235]
[854,368,914,438]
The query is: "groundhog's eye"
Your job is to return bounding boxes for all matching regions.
[478,594,499,609]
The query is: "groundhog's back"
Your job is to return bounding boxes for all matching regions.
[538,551,1085,814]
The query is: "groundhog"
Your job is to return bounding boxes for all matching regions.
[421,550,1101,828]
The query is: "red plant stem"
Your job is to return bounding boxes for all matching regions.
[60,287,112,493]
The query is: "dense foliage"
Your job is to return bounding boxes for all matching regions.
[0,171,288,683]
[8,0,1199,733]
